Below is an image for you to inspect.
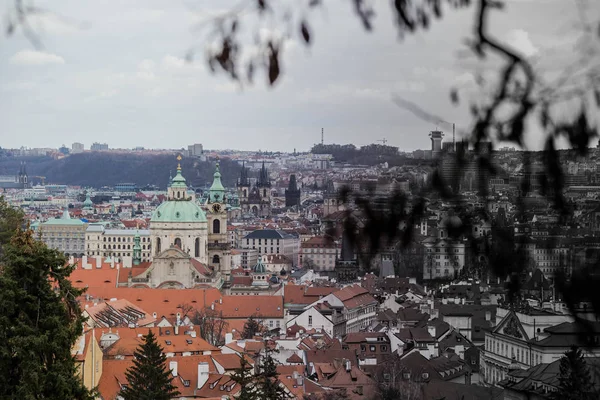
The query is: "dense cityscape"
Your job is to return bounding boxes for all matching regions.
[1,130,599,399]
[1,0,598,399]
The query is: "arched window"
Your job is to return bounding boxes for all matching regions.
[212,255,220,264]
[174,238,182,249]
[195,238,200,257]
[169,262,175,275]
[177,191,180,199]
[263,189,267,197]
[243,189,247,197]
[156,238,161,255]
[213,219,221,234]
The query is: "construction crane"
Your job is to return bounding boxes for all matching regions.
[377,138,388,145]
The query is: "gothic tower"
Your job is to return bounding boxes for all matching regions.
[285,174,301,208]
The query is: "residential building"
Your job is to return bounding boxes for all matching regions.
[343,332,391,373]
[299,236,339,272]
[500,357,600,399]
[187,143,203,157]
[422,220,468,280]
[242,229,299,266]
[239,248,259,269]
[305,285,378,337]
[72,330,103,392]
[479,306,593,386]
[72,142,84,153]
[38,208,87,257]
[85,224,152,262]
[90,142,109,151]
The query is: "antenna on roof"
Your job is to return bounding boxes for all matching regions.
[321,128,324,145]
[453,123,456,151]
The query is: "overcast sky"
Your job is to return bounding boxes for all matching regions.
[0,0,596,152]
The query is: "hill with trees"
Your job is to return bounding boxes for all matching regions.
[0,153,241,189]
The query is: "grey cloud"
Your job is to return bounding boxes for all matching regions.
[0,0,593,151]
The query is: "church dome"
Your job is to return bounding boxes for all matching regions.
[253,258,267,274]
[151,200,207,223]
[83,192,93,209]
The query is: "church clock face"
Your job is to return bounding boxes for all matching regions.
[212,203,222,213]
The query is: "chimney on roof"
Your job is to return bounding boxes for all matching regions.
[345,360,351,372]
[174,325,179,335]
[485,311,491,321]
[427,325,436,339]
[211,303,215,310]
[81,255,88,268]
[197,362,210,389]
[170,361,178,377]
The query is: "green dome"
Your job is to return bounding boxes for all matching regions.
[171,169,187,188]
[83,192,93,209]
[253,258,267,274]
[151,200,207,223]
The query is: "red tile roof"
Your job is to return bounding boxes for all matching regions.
[214,296,284,319]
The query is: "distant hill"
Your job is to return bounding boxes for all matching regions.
[0,153,241,189]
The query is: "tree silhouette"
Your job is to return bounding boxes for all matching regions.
[230,356,258,400]
[242,315,263,339]
[121,331,180,400]
[256,345,287,400]
[0,227,95,399]
[553,346,596,400]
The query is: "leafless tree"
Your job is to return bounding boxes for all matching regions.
[179,303,229,346]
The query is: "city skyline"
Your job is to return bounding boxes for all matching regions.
[0,0,585,151]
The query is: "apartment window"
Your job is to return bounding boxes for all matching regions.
[308,316,313,326]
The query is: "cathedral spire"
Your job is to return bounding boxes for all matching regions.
[238,161,249,187]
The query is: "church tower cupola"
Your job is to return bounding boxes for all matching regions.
[168,155,188,200]
[208,160,225,204]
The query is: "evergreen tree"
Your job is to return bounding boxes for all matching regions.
[0,196,23,255]
[122,330,180,400]
[230,355,257,400]
[256,346,287,400]
[242,315,262,339]
[553,346,595,400]
[0,228,95,399]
